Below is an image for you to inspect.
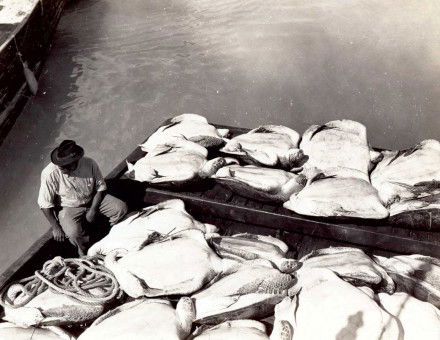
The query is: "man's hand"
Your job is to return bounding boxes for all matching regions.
[52,226,65,242]
[85,208,98,223]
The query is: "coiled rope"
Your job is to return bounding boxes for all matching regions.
[0,255,120,308]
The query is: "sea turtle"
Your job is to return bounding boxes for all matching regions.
[209,233,299,273]
[126,138,237,186]
[373,254,440,308]
[211,164,307,202]
[370,140,440,229]
[298,247,395,293]
[78,297,195,340]
[190,319,292,340]
[104,229,237,298]
[370,139,440,206]
[140,113,229,152]
[272,268,402,340]
[191,259,298,324]
[0,322,75,340]
[2,288,106,328]
[88,199,218,256]
[378,292,440,340]
[220,125,307,170]
[283,177,389,220]
[300,119,371,181]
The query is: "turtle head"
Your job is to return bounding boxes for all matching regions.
[281,176,307,199]
[271,297,296,340]
[176,297,195,336]
[200,157,228,178]
[2,307,45,328]
[4,284,30,306]
[217,128,230,138]
[286,149,308,169]
[275,259,302,274]
[270,319,293,340]
[203,223,219,234]
[222,140,243,153]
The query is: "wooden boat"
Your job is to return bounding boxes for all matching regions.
[0,0,67,145]
[1,121,439,305]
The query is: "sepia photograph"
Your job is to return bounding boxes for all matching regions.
[0,0,438,338]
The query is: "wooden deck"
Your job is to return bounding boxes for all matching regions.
[106,123,440,257]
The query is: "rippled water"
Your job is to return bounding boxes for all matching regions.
[57,0,439,153]
[0,0,438,272]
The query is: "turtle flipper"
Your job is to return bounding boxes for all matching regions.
[232,233,289,254]
[91,299,146,326]
[150,171,195,184]
[137,232,163,250]
[189,135,223,148]
[143,276,206,297]
[104,252,146,298]
[156,199,186,211]
[171,113,208,123]
[372,262,396,294]
[227,172,280,193]
[261,274,296,295]
[244,148,279,167]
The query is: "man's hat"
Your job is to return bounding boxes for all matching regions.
[51,140,84,166]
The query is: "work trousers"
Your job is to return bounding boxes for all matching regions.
[58,194,128,256]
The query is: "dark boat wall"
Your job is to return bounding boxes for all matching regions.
[0,0,66,145]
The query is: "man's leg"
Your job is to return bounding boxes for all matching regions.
[98,194,128,226]
[58,207,89,256]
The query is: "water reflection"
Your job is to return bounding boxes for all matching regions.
[59,0,439,151]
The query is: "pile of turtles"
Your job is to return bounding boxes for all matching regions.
[1,199,439,339]
[126,113,440,230]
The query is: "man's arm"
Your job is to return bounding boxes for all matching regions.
[85,190,105,223]
[41,208,65,242]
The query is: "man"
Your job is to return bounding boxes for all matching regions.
[38,140,128,256]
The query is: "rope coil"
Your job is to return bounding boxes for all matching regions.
[0,255,120,308]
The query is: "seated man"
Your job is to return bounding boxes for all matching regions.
[38,140,128,256]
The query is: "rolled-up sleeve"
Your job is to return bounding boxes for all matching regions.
[92,159,107,192]
[38,171,57,209]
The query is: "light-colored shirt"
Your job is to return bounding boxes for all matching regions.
[38,157,107,209]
